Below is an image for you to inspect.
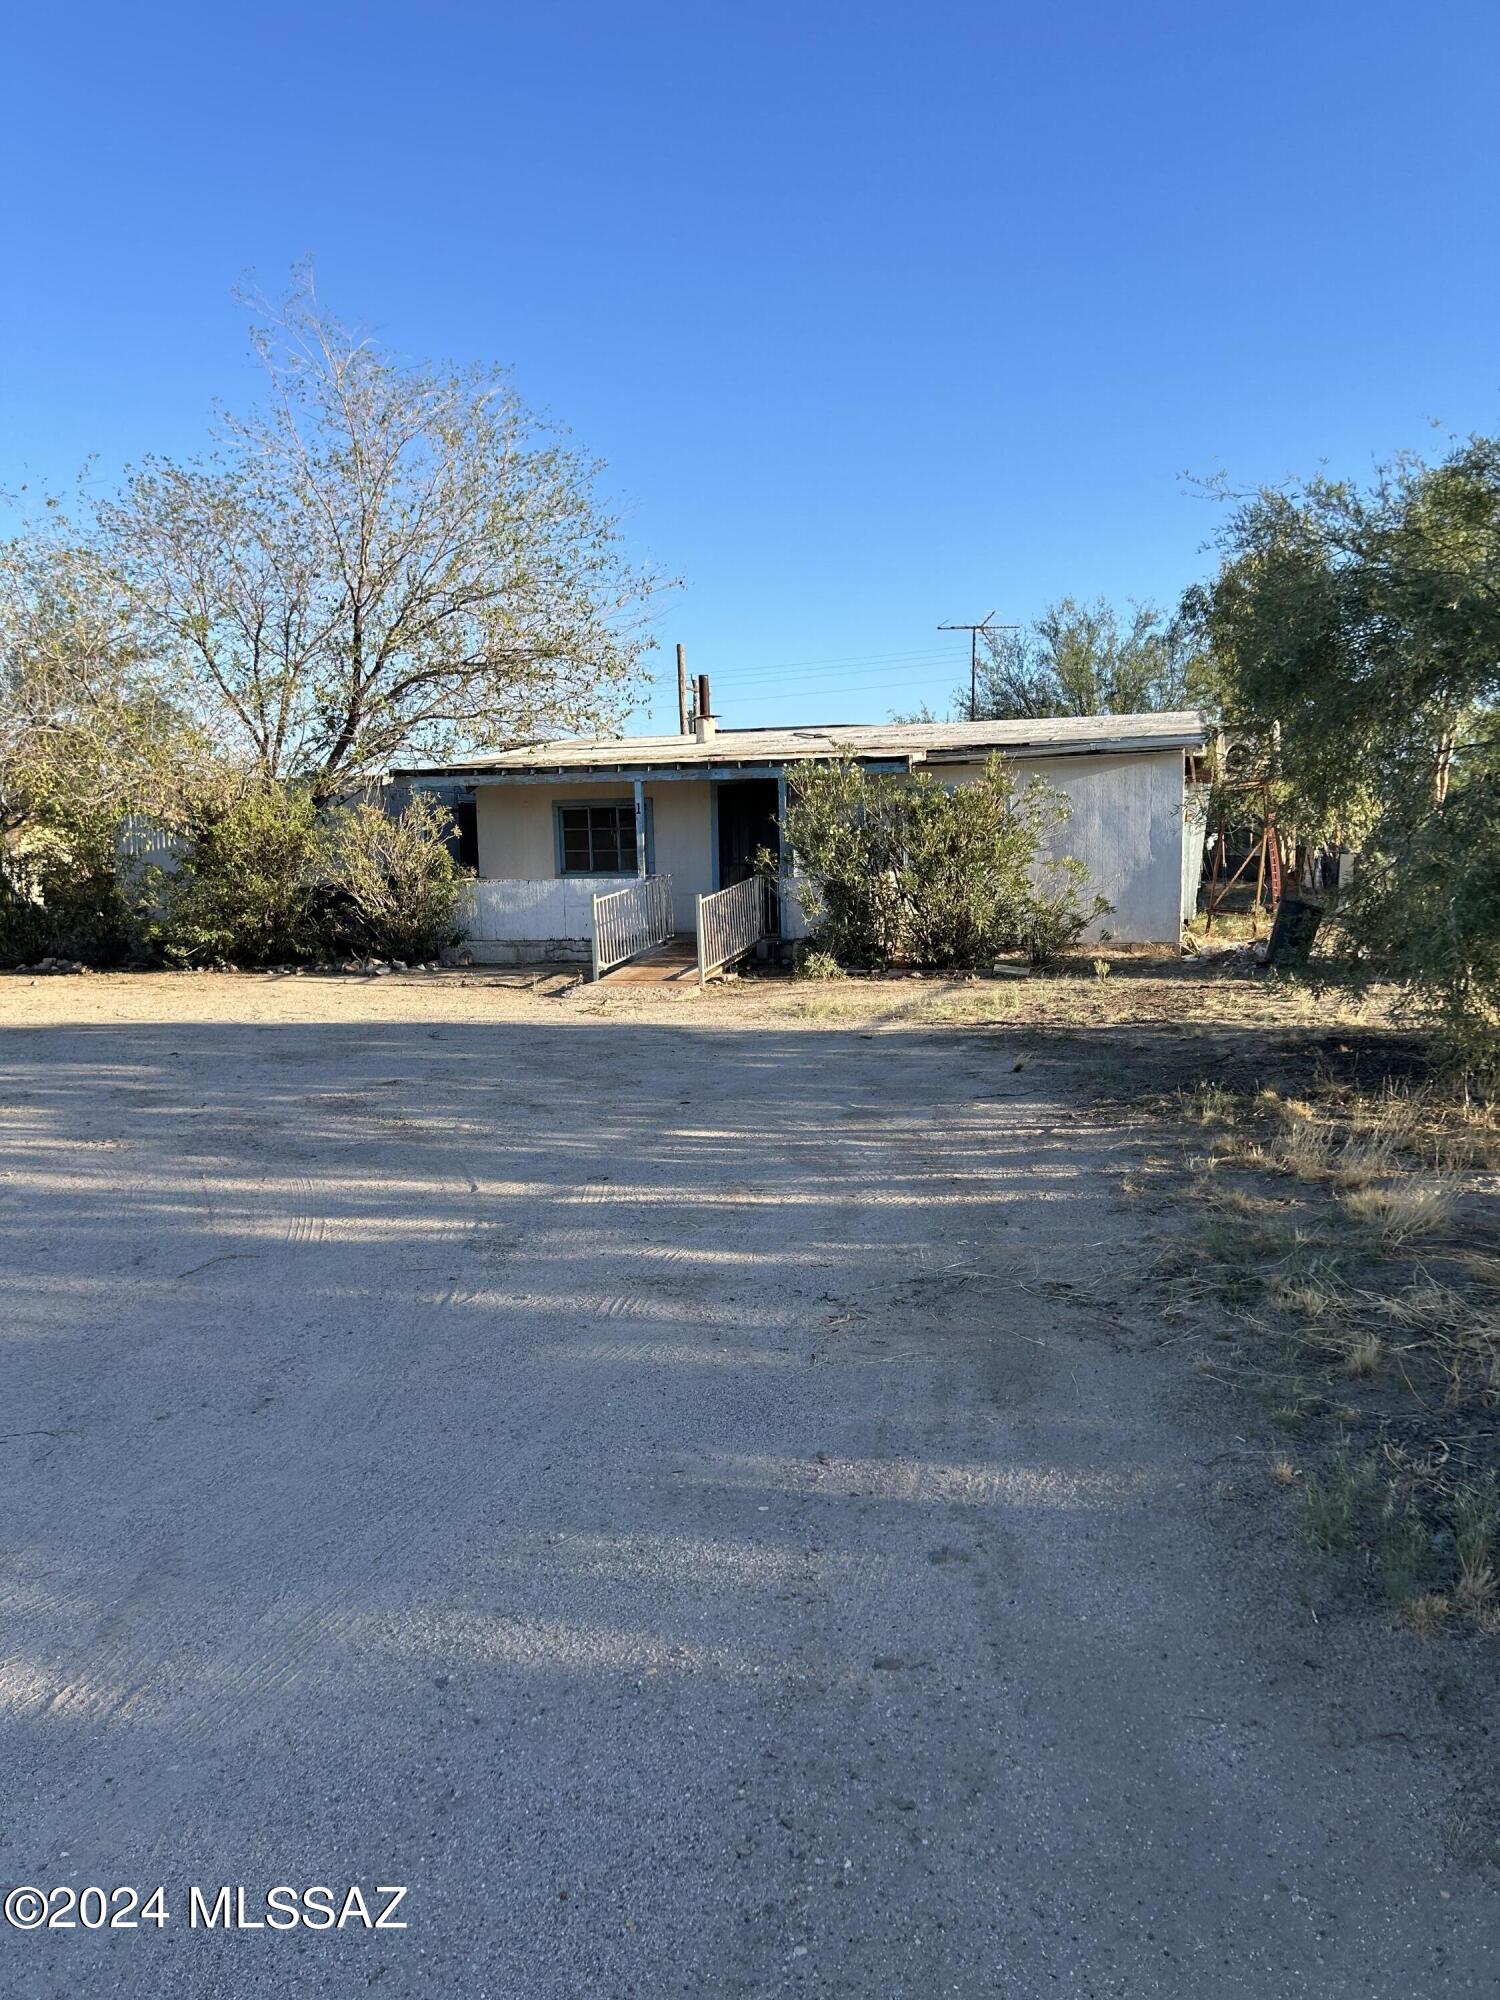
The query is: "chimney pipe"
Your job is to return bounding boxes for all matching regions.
[694,672,716,743]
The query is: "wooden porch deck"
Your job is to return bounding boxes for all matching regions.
[600,933,699,985]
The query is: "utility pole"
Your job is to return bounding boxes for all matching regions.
[676,643,690,735]
[938,612,1018,720]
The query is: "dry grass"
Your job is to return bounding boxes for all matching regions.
[1269,1273,1345,1323]
[1327,1132,1398,1190]
[0,951,1402,1047]
[767,950,1387,1037]
[1157,1062,1500,1634]
[1342,1181,1456,1245]
[1341,1331,1385,1378]
[1358,1279,1500,1405]
[1211,1093,1463,1217]
[1397,1593,1451,1637]
[1181,1080,1239,1127]
[1342,1081,1500,1173]
[1375,1274,1472,1330]
[1184,910,1269,945]
[1454,1480,1498,1575]
[1264,1121,1334,1179]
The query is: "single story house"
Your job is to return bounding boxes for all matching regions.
[392,706,1210,966]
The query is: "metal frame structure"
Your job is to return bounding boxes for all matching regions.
[695,875,771,987]
[590,874,674,981]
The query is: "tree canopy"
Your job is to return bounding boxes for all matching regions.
[0,530,202,839]
[4,270,664,814]
[963,597,1218,722]
[1190,440,1500,838]
[1197,437,1500,1070]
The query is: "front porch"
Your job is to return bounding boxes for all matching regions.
[441,766,808,971]
[599,934,700,984]
[458,868,789,983]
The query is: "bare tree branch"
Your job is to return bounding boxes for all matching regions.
[80,267,671,793]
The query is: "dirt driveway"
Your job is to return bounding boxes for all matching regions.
[0,974,1493,1996]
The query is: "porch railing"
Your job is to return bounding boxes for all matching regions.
[696,874,770,986]
[591,874,673,980]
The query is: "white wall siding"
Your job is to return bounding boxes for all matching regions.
[466,751,1188,950]
[475,780,711,931]
[1024,750,1185,943]
[116,815,186,871]
[461,876,680,963]
[946,750,1187,944]
[462,877,614,947]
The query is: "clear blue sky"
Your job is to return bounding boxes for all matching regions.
[3,1,1497,732]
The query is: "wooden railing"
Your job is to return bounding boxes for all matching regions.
[695,874,770,986]
[590,874,673,980]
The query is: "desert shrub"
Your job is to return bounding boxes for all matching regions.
[0,816,150,967]
[0,872,48,965]
[783,756,1107,969]
[321,795,466,962]
[1339,740,1500,1091]
[154,782,322,966]
[1017,854,1108,964]
[795,946,846,981]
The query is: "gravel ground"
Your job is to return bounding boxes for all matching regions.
[0,973,1494,1996]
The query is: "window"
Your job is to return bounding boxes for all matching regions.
[555,800,651,875]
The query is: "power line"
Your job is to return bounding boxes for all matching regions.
[697,643,967,676]
[728,682,955,709]
[723,659,957,691]
[687,677,959,714]
[749,644,969,669]
[636,671,957,729]
[938,612,1018,721]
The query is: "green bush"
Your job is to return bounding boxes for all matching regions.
[783,756,1107,969]
[0,820,149,967]
[14,781,467,972]
[1340,740,1500,1090]
[0,874,48,966]
[321,795,466,962]
[154,783,322,966]
[795,946,846,982]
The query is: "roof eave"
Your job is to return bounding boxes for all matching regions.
[390,722,1208,782]
[917,734,1205,763]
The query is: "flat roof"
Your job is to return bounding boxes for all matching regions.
[393,710,1208,781]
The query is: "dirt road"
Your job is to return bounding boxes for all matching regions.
[0,975,1492,1995]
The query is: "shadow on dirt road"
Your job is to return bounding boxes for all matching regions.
[0,1012,1493,1995]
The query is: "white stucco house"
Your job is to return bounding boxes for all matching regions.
[391,708,1209,969]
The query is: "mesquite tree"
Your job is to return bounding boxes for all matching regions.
[1198,438,1500,1075]
[84,270,664,793]
[0,531,195,837]
[968,598,1218,721]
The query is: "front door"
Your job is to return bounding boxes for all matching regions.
[715,778,781,932]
